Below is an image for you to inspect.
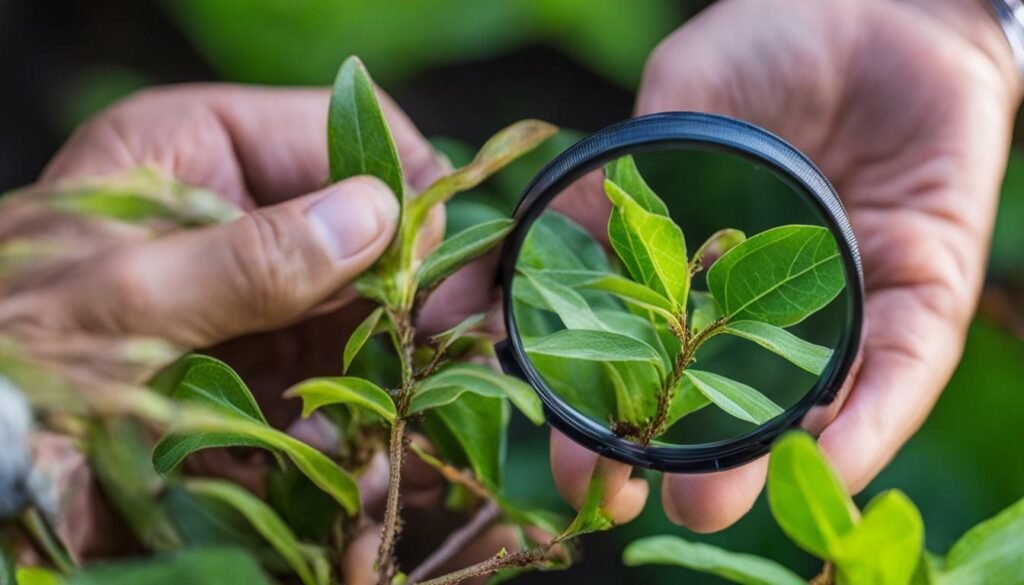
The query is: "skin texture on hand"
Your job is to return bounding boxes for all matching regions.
[550,0,1024,533]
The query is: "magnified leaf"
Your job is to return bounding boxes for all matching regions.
[707,225,843,326]
[605,360,661,426]
[416,218,515,290]
[581,274,678,323]
[605,180,689,309]
[682,370,783,425]
[833,490,924,585]
[524,329,663,368]
[327,56,403,199]
[942,495,1024,583]
[343,307,384,373]
[185,479,323,585]
[410,363,543,424]
[767,432,858,559]
[70,547,272,585]
[664,375,711,428]
[723,321,833,375]
[521,269,606,331]
[689,290,722,333]
[284,377,396,423]
[623,535,805,585]
[605,155,668,216]
[422,392,509,489]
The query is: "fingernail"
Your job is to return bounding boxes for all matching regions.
[307,177,399,261]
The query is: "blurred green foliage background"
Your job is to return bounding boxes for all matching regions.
[2,0,1023,582]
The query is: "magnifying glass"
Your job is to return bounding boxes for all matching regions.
[495,112,863,473]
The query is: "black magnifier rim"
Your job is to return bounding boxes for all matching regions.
[496,112,865,473]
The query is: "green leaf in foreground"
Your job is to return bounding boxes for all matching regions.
[605,179,689,308]
[416,218,515,290]
[185,479,323,585]
[70,547,271,585]
[834,490,923,585]
[15,568,62,585]
[689,290,722,332]
[942,495,1024,584]
[682,370,783,425]
[605,155,668,216]
[524,329,663,369]
[707,225,844,326]
[327,56,403,199]
[724,320,833,375]
[623,535,805,585]
[343,307,384,373]
[422,392,509,489]
[580,273,677,323]
[284,377,395,423]
[409,363,544,424]
[767,432,858,559]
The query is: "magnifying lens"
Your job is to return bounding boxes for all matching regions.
[495,112,863,473]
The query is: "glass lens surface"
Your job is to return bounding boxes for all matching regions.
[510,148,850,447]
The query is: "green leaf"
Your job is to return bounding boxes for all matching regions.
[161,486,272,554]
[707,225,844,326]
[90,420,182,551]
[343,308,384,373]
[724,320,834,375]
[327,56,403,199]
[519,211,611,272]
[604,179,689,308]
[623,535,805,585]
[581,273,678,323]
[942,495,1024,584]
[1,538,15,585]
[410,363,544,424]
[70,548,272,585]
[689,290,722,332]
[284,377,396,423]
[521,269,606,331]
[682,370,783,425]
[185,479,323,585]
[429,313,486,355]
[151,355,277,475]
[524,329,663,369]
[605,155,668,215]
[834,490,924,585]
[266,465,342,543]
[665,375,711,428]
[15,568,63,585]
[422,392,509,489]
[692,228,746,269]
[767,432,858,559]
[417,218,515,289]
[558,472,614,540]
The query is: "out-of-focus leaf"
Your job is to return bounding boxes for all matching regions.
[185,479,324,585]
[410,363,543,424]
[0,239,69,280]
[623,535,805,585]
[519,211,610,272]
[417,218,514,290]
[524,329,663,369]
[605,155,668,216]
[151,355,276,475]
[724,321,833,375]
[942,495,1024,584]
[682,370,783,425]
[707,225,843,327]
[767,432,858,559]
[689,290,722,332]
[284,377,395,423]
[266,465,341,543]
[327,56,403,199]
[19,167,241,227]
[343,308,384,374]
[70,547,272,585]
[14,568,63,585]
[605,180,689,308]
[89,420,182,550]
[0,539,14,585]
[162,487,271,554]
[422,392,509,490]
[834,490,924,585]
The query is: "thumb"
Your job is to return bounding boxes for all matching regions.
[57,175,398,348]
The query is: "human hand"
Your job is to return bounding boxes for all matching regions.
[551,0,1023,532]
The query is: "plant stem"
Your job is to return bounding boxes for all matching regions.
[406,502,501,583]
[810,562,835,585]
[415,544,554,585]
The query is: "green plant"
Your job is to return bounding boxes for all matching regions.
[513,156,844,444]
[624,431,1024,585]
